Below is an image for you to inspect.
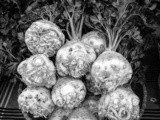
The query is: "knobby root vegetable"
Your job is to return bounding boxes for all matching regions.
[85,74,103,95]
[18,87,54,118]
[67,107,97,120]
[82,95,100,116]
[91,50,132,92]
[81,31,107,55]
[88,0,146,94]
[48,108,72,120]
[51,77,86,109]
[25,20,65,57]
[98,87,140,120]
[56,41,96,78]
[17,54,56,88]
[56,1,97,78]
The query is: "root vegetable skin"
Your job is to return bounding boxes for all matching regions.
[56,41,96,78]
[91,50,132,92]
[85,74,103,95]
[25,20,65,57]
[56,1,96,78]
[51,77,86,109]
[18,87,54,118]
[68,107,97,120]
[81,31,107,55]
[82,96,99,115]
[17,54,56,88]
[48,108,72,120]
[87,0,146,94]
[98,87,140,120]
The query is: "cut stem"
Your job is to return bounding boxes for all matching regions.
[69,17,76,39]
[70,6,77,39]
[113,32,128,51]
[78,15,84,40]
[61,0,76,40]
[76,19,80,36]
[99,21,112,49]
[49,11,53,22]
[112,28,122,50]
[67,22,72,40]
[106,27,112,49]
[112,13,140,51]
[0,48,17,61]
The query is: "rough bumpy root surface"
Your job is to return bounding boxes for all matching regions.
[81,31,106,55]
[25,20,65,57]
[91,50,133,92]
[82,95,100,115]
[17,54,56,88]
[85,74,103,95]
[18,87,54,118]
[68,107,97,120]
[56,41,96,78]
[51,77,86,109]
[48,108,72,120]
[98,87,140,120]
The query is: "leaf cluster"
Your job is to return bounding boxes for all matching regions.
[0,0,160,84]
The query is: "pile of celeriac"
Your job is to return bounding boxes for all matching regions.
[17,0,147,120]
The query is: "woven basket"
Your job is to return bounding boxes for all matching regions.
[131,81,147,120]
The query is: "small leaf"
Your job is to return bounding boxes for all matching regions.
[0,38,3,50]
[152,24,160,38]
[67,0,74,6]
[97,14,102,21]
[112,0,135,17]
[149,3,157,10]
[6,19,17,31]
[134,61,140,68]
[131,51,136,57]
[68,6,74,13]
[17,32,24,41]
[0,29,8,35]
[90,15,99,24]
[145,0,151,4]
[75,1,81,7]
[139,54,144,58]
[63,11,69,18]
[6,62,18,76]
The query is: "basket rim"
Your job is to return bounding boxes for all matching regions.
[138,81,148,119]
